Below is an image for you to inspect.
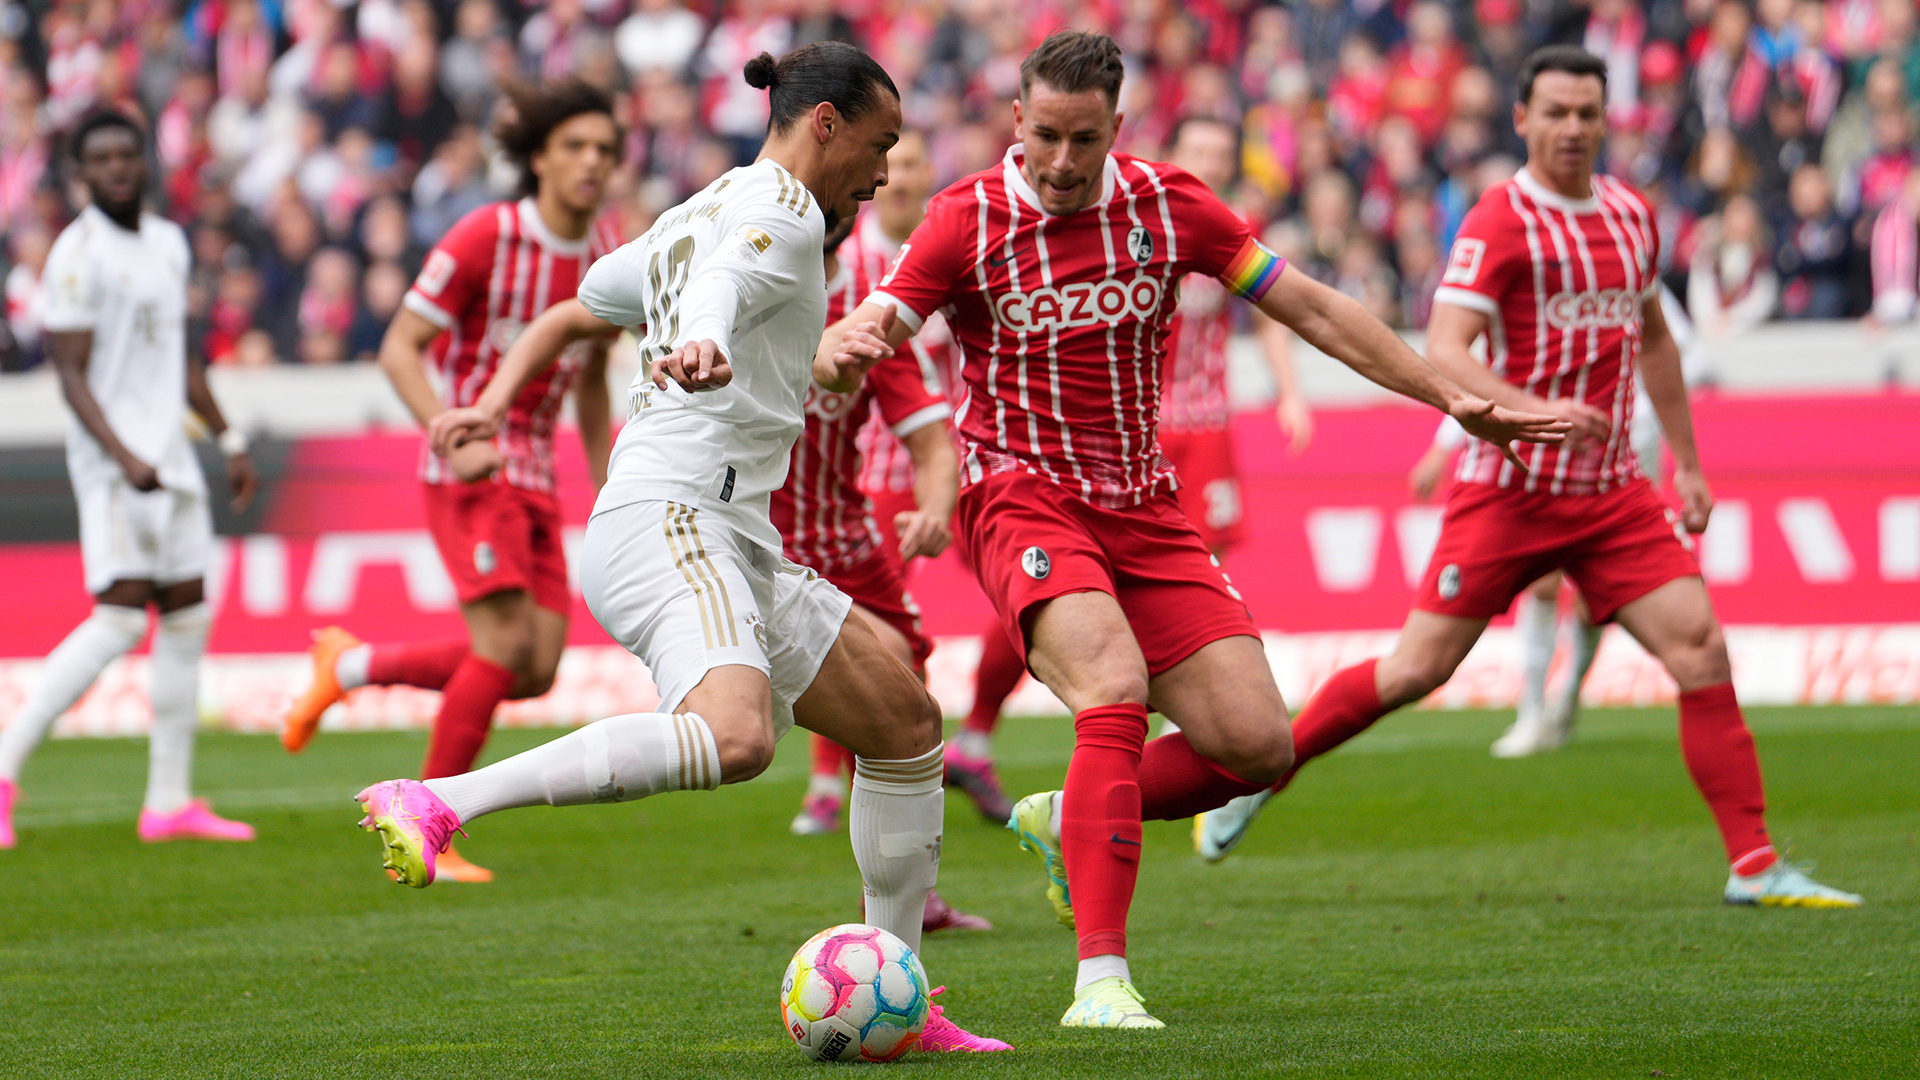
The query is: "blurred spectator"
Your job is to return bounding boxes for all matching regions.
[1775,162,1854,319]
[1689,194,1781,339]
[442,0,512,120]
[1823,57,1919,206]
[1869,167,1920,323]
[381,38,460,171]
[617,0,707,78]
[350,259,410,362]
[4,223,50,369]
[298,246,361,365]
[1382,1,1465,148]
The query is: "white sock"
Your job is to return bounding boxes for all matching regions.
[1515,592,1556,723]
[850,745,945,957]
[0,604,146,782]
[1076,953,1131,991]
[424,711,719,823]
[952,728,992,759]
[1554,616,1603,722]
[1049,789,1063,837]
[335,644,371,691]
[145,602,210,814]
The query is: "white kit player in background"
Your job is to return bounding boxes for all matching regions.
[0,111,258,849]
[365,43,1009,1052]
[1409,282,1704,757]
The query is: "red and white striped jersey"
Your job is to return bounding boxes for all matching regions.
[771,212,949,573]
[403,198,621,493]
[869,147,1284,508]
[1160,275,1234,434]
[1432,169,1660,496]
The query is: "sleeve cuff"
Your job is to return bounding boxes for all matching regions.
[38,312,95,332]
[889,402,950,437]
[403,290,454,329]
[862,290,927,334]
[1432,286,1500,316]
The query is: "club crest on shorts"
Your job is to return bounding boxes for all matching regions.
[1021,546,1051,579]
[474,541,497,575]
[1437,563,1462,600]
[1126,226,1153,266]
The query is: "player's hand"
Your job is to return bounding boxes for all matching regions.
[819,305,897,392]
[429,406,502,457]
[1450,397,1570,476]
[652,339,732,393]
[1539,397,1612,448]
[1276,394,1314,456]
[118,453,160,492]
[225,451,258,513]
[447,439,502,483]
[894,509,952,561]
[1407,446,1449,502]
[1672,465,1713,533]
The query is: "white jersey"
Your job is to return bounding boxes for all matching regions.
[580,159,827,553]
[41,205,201,494]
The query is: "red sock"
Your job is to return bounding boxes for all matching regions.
[809,734,854,781]
[368,639,469,692]
[1137,731,1267,820]
[1678,682,1773,869]
[966,624,1025,734]
[1270,659,1386,792]
[1060,703,1148,960]
[420,655,515,780]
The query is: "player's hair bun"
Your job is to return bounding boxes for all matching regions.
[744,52,779,90]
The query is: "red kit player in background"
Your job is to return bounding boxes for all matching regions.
[1195,47,1862,910]
[280,80,624,883]
[817,30,1565,1027]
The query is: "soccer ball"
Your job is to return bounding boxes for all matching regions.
[780,923,930,1062]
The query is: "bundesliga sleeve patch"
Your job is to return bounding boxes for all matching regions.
[1221,239,1284,300]
[1442,238,1485,286]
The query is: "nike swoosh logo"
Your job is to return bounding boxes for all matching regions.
[987,250,1012,269]
[1109,834,1141,847]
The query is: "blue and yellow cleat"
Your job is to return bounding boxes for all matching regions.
[1061,976,1164,1029]
[1724,860,1862,908]
[1008,791,1073,928]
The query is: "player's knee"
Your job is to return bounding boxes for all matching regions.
[713,725,779,783]
[1380,655,1454,706]
[1074,669,1150,711]
[1216,723,1294,785]
[1663,620,1731,689]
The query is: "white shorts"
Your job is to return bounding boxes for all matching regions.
[76,478,213,596]
[580,499,853,739]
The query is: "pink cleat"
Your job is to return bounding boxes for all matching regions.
[944,746,1014,823]
[919,987,1012,1052]
[137,800,256,842]
[923,889,994,933]
[0,778,16,849]
[355,779,464,887]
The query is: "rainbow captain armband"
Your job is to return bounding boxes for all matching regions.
[1220,238,1285,301]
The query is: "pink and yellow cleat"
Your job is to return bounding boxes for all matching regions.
[1,778,16,849]
[355,779,464,887]
[282,627,362,753]
[137,800,256,842]
[919,987,1013,1052]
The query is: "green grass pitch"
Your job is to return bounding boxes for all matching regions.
[1,705,1913,1079]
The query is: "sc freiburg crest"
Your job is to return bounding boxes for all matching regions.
[1126,226,1153,266]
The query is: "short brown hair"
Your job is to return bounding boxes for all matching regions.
[494,77,622,197]
[1020,30,1125,106]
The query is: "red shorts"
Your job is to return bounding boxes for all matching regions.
[1159,426,1244,551]
[824,546,934,667]
[957,469,1258,675]
[423,480,571,613]
[1417,478,1700,625]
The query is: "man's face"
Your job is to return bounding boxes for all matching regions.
[78,125,145,217]
[872,130,933,237]
[819,91,904,230]
[532,112,620,214]
[1168,120,1237,196]
[1515,71,1606,191]
[1014,80,1121,215]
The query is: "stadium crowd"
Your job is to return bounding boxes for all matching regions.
[1,0,1919,372]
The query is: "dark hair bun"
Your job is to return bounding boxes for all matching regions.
[744,53,779,90]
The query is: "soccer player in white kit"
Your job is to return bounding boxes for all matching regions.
[0,110,258,848]
[356,44,1008,1052]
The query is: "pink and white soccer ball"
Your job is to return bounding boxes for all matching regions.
[779,923,931,1062]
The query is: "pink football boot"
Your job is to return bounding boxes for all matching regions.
[355,779,465,887]
[919,987,1013,1052]
[0,778,16,849]
[137,800,256,842]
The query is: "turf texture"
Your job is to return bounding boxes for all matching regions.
[0,705,1913,1079]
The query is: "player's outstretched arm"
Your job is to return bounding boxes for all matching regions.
[1637,298,1712,533]
[1251,309,1313,454]
[1255,265,1568,463]
[184,348,257,511]
[1425,301,1612,447]
[427,299,618,458]
[815,302,908,393]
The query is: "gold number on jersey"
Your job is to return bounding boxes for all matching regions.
[132,302,159,346]
[645,235,696,356]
